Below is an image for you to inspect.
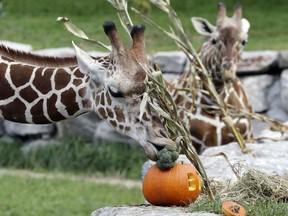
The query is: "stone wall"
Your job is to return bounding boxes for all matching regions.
[1,40,288,147]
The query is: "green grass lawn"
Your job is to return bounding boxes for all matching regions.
[0,173,143,216]
[0,0,288,53]
[0,171,287,216]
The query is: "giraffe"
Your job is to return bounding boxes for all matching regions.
[172,3,252,153]
[0,21,176,161]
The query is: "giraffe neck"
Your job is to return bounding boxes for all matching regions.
[0,44,78,67]
[0,54,101,124]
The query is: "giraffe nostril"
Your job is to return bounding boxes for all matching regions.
[159,129,169,138]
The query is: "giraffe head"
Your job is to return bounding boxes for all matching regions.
[72,21,176,161]
[191,3,250,83]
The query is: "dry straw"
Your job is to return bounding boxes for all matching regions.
[195,166,288,205]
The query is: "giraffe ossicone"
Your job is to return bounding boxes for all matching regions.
[0,21,176,161]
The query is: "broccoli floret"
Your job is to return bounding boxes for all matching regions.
[156,145,179,170]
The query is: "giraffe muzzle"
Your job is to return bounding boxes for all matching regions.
[222,61,236,82]
[144,138,177,161]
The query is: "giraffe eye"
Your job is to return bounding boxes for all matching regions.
[108,86,124,98]
[211,38,217,45]
[241,40,247,46]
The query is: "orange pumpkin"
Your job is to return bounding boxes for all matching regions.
[222,201,246,216]
[142,163,201,206]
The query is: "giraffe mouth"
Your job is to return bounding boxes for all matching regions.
[144,128,177,161]
[144,141,165,161]
[145,138,176,161]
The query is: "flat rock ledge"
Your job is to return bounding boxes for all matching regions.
[91,205,219,216]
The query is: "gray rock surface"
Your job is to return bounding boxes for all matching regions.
[57,112,99,141]
[237,50,279,74]
[92,205,219,216]
[280,69,288,112]
[153,51,189,74]
[142,139,288,183]
[279,50,288,68]
[266,77,288,121]
[3,121,55,139]
[240,74,274,112]
[93,120,136,144]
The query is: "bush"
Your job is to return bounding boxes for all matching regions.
[0,136,147,179]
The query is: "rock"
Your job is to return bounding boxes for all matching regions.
[265,77,288,121]
[279,50,288,68]
[92,205,220,216]
[237,50,279,74]
[3,120,56,139]
[280,69,288,112]
[152,51,189,74]
[200,141,288,181]
[163,73,181,83]
[252,119,269,137]
[57,112,134,144]
[0,40,33,52]
[142,140,288,183]
[93,120,137,144]
[56,112,100,142]
[240,74,274,112]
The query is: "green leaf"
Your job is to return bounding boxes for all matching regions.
[139,92,149,121]
[57,17,111,51]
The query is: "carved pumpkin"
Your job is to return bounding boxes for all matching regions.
[222,201,246,216]
[142,163,201,206]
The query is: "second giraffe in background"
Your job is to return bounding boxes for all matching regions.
[171,3,253,153]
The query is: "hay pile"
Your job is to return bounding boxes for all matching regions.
[195,167,288,205]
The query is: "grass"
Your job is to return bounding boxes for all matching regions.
[0,0,287,214]
[191,199,288,216]
[0,173,143,216]
[0,136,147,179]
[0,0,287,53]
[0,171,286,216]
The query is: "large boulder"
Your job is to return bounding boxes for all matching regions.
[237,50,279,74]
[142,139,288,183]
[152,51,189,74]
[93,120,136,144]
[56,112,100,142]
[280,69,288,112]
[3,120,56,139]
[92,205,219,216]
[279,50,288,68]
[240,74,274,112]
[266,77,288,121]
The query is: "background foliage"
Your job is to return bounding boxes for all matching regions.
[0,137,147,179]
[0,0,287,52]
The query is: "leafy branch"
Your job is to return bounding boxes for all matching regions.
[105,0,215,200]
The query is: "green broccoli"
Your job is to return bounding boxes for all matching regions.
[156,145,179,170]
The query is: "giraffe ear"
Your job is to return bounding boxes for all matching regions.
[72,41,106,84]
[191,17,216,36]
[241,18,250,34]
